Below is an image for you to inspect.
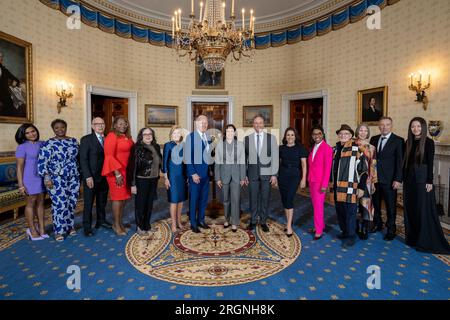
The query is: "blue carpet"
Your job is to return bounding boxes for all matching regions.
[0,186,449,300]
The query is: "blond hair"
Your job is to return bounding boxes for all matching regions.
[169,125,183,142]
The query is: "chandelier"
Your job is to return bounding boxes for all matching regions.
[171,0,255,73]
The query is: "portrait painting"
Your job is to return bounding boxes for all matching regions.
[195,58,225,89]
[145,105,178,127]
[243,105,273,127]
[0,31,33,123]
[358,86,388,125]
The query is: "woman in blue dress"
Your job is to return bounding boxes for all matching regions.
[38,119,80,242]
[162,126,188,233]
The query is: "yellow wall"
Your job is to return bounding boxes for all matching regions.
[0,0,449,152]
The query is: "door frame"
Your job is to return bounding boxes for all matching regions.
[281,90,328,136]
[85,84,138,138]
[186,95,234,132]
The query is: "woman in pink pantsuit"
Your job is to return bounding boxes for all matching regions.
[308,125,333,240]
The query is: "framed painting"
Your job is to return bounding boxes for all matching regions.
[195,58,225,89]
[358,86,388,125]
[0,31,33,124]
[243,105,273,127]
[145,105,178,127]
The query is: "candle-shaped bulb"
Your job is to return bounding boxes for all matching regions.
[199,2,204,22]
[172,17,175,37]
[242,8,245,30]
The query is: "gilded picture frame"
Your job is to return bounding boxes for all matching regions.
[145,105,178,127]
[243,105,274,127]
[357,86,388,125]
[195,58,225,90]
[0,31,33,124]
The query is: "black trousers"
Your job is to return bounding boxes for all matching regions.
[135,177,159,231]
[248,178,271,225]
[82,178,109,231]
[372,183,397,234]
[335,201,357,239]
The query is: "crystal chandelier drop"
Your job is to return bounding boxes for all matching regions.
[171,0,255,73]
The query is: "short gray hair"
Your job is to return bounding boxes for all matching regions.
[355,123,371,139]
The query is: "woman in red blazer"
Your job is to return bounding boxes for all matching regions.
[307,125,333,240]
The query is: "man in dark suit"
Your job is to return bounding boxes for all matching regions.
[369,117,404,241]
[184,115,213,233]
[0,52,20,117]
[80,117,111,236]
[244,115,279,232]
[362,97,382,122]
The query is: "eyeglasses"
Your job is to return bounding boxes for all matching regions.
[93,123,105,126]
[338,132,352,136]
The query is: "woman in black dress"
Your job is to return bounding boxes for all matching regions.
[278,127,308,237]
[403,117,450,254]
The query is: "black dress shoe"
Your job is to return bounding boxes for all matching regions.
[261,224,269,233]
[198,223,210,229]
[247,224,255,231]
[383,233,396,241]
[370,225,383,233]
[84,230,94,237]
[100,221,113,229]
[231,227,237,233]
[342,238,356,248]
[337,232,347,239]
[191,226,201,233]
[287,233,293,238]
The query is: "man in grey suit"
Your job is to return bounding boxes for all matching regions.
[244,115,279,232]
[215,124,246,232]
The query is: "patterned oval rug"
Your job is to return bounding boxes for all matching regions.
[125,214,302,286]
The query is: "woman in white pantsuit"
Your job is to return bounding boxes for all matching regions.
[215,124,246,232]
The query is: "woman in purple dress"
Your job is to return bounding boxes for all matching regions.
[15,124,47,241]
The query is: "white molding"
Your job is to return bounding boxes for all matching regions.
[186,95,234,132]
[281,89,328,135]
[85,84,138,139]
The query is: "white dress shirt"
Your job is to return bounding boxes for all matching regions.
[312,140,323,161]
[254,131,264,155]
[377,132,392,153]
[197,129,209,151]
[95,132,104,147]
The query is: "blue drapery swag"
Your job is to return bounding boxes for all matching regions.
[40,0,400,49]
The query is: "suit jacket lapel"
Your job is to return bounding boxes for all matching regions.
[93,133,103,150]
[381,134,394,154]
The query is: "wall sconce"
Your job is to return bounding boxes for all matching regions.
[56,81,73,113]
[408,72,430,110]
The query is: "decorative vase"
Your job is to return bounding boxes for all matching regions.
[428,120,443,142]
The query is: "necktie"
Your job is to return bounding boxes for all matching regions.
[378,137,386,154]
[202,133,209,151]
[99,135,104,147]
[257,134,260,156]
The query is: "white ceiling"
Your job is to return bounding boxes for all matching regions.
[106,0,334,24]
